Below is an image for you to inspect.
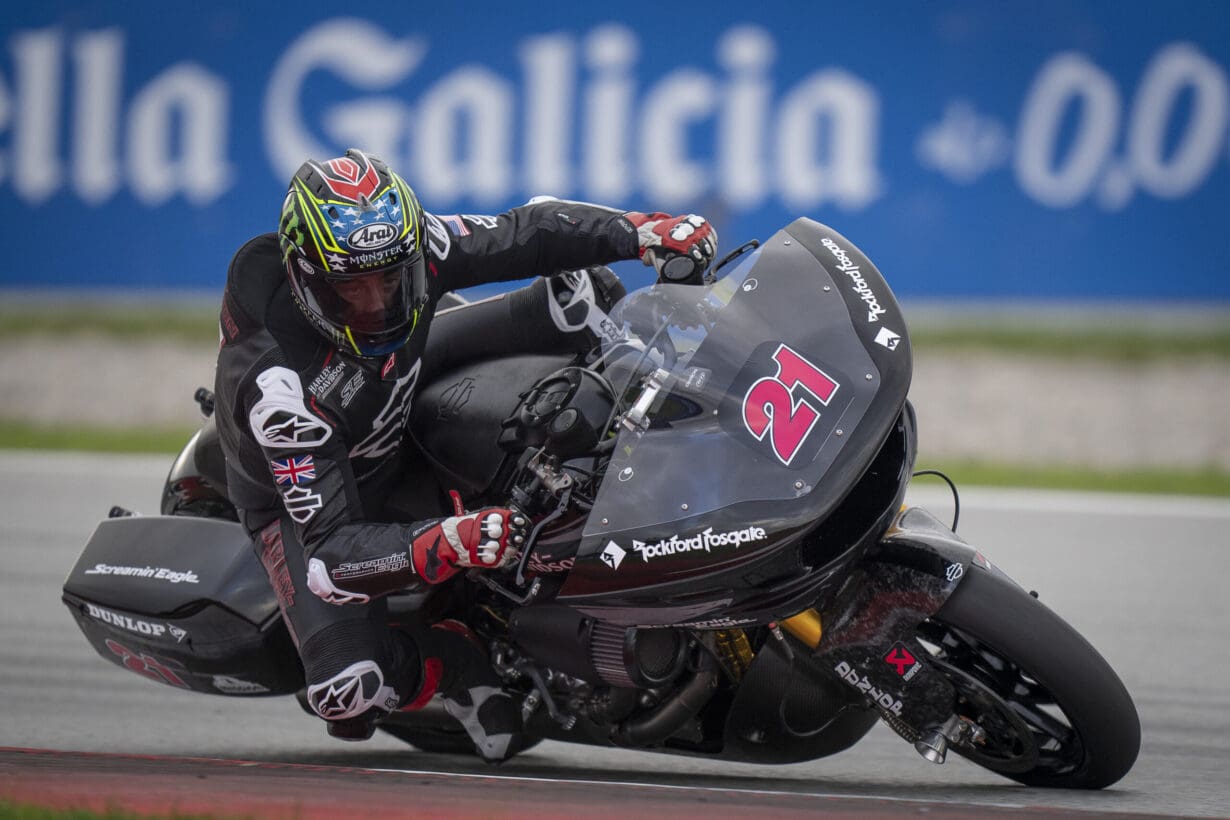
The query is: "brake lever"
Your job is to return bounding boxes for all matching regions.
[513,486,572,587]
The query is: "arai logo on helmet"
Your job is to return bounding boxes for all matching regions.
[348,222,398,250]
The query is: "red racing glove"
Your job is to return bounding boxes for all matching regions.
[409,507,527,585]
[624,212,718,284]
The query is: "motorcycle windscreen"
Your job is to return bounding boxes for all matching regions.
[566,220,911,589]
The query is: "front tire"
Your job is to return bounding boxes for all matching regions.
[918,564,1140,789]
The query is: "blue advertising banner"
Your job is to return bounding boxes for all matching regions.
[1,1,1227,300]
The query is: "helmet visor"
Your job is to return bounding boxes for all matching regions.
[292,251,427,356]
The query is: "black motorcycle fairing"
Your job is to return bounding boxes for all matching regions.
[783,218,911,410]
[556,403,916,628]
[886,506,1025,591]
[558,219,911,610]
[711,503,980,765]
[65,517,270,619]
[61,516,300,696]
[805,508,982,737]
[61,587,301,696]
[722,637,878,764]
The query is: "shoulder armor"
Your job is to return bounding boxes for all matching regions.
[249,366,333,449]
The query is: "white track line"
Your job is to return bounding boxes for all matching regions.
[358,765,1033,811]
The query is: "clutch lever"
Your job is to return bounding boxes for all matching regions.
[472,572,542,606]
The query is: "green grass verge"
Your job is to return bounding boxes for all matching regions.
[909,325,1230,361]
[0,306,219,346]
[0,800,221,820]
[0,422,1225,497]
[0,422,197,455]
[3,304,1229,361]
[915,459,1230,498]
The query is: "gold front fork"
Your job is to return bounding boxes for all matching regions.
[779,608,823,649]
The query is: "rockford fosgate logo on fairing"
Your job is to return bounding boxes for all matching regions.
[632,526,768,563]
[83,564,199,584]
[820,236,887,323]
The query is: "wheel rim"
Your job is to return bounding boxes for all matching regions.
[917,619,1087,778]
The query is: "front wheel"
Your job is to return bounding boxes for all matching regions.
[916,564,1140,789]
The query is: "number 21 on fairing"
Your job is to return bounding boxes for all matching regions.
[741,344,840,466]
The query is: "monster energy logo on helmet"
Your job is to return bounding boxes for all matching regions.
[279,194,305,263]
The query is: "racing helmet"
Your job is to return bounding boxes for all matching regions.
[278,148,429,357]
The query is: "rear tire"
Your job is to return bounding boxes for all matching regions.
[919,564,1140,789]
[378,723,488,756]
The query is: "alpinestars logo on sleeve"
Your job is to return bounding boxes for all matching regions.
[259,411,331,447]
[251,367,332,450]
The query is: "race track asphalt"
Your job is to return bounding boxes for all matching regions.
[2,452,1228,817]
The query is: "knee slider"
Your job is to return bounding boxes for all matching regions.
[305,659,401,722]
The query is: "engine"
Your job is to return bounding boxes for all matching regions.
[507,605,688,690]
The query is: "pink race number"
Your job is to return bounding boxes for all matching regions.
[742,344,840,466]
[105,638,190,689]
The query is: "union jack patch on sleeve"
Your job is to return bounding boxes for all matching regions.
[271,455,316,485]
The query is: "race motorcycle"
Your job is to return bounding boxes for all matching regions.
[62,218,1140,789]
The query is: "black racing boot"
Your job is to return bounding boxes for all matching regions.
[409,619,528,763]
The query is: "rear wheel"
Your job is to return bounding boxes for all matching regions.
[917,564,1140,789]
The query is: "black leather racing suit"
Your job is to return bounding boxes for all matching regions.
[213,200,638,727]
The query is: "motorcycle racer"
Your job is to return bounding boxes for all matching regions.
[211,148,716,758]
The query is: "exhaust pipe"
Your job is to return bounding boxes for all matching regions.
[914,714,963,764]
[915,728,949,763]
[612,647,720,747]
